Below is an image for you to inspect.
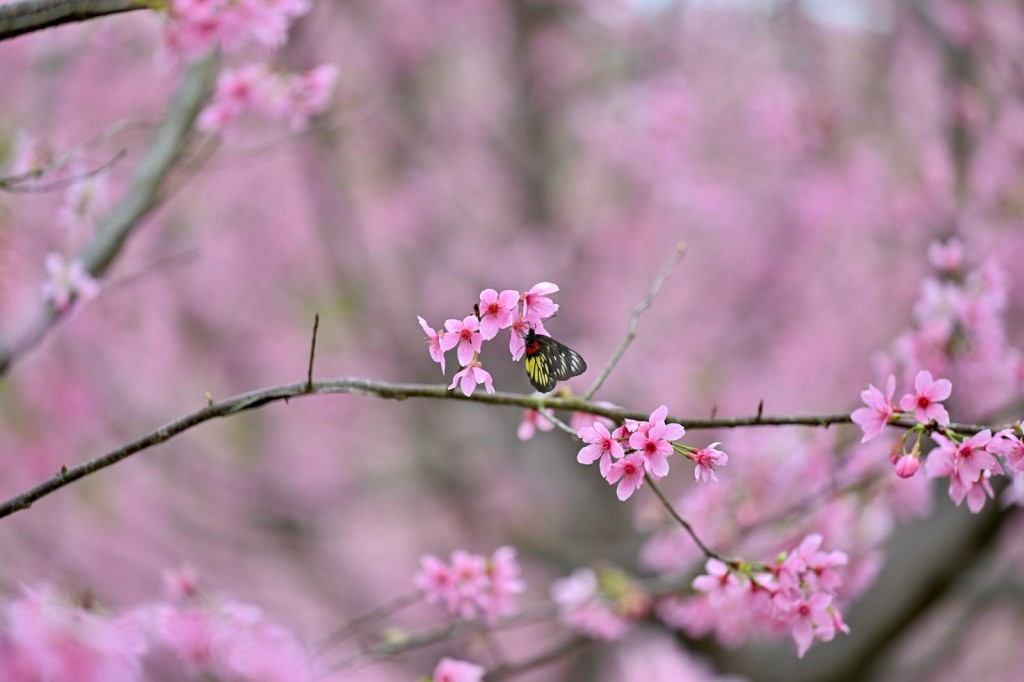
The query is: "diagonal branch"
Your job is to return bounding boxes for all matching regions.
[0,374,1000,520]
[0,0,150,42]
[582,242,686,400]
[0,51,219,378]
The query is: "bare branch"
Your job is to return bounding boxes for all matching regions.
[306,313,320,391]
[0,51,219,378]
[0,373,1001,520]
[645,474,729,563]
[0,0,149,42]
[583,242,686,400]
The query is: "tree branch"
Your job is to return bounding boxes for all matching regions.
[583,242,686,400]
[0,51,219,378]
[0,374,1000,520]
[0,0,151,42]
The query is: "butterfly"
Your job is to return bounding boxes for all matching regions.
[522,328,587,393]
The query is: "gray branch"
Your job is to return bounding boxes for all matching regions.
[0,374,998,520]
[0,51,219,377]
[0,0,149,42]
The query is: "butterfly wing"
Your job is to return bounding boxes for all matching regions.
[525,333,586,393]
[525,351,556,393]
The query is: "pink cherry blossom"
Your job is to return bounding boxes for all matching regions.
[418,316,447,374]
[628,425,674,478]
[162,564,200,602]
[433,657,485,682]
[691,442,728,483]
[413,555,455,606]
[927,237,965,272]
[280,64,338,131]
[478,546,525,622]
[442,316,483,366]
[517,407,555,440]
[606,452,646,501]
[899,370,952,425]
[577,421,625,477]
[5,584,146,682]
[41,253,99,312]
[646,405,685,441]
[198,63,268,132]
[851,375,896,442]
[448,362,494,396]
[569,407,616,432]
[785,592,834,658]
[926,432,1000,512]
[477,289,519,340]
[691,558,740,607]
[520,282,560,322]
[550,568,631,641]
[414,548,523,623]
[508,315,548,360]
[987,429,1024,473]
[930,430,1001,482]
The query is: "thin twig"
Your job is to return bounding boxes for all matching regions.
[485,637,591,681]
[645,474,729,563]
[0,375,1001,520]
[0,118,152,190]
[0,52,219,379]
[306,313,320,391]
[1,149,127,193]
[582,242,686,400]
[330,601,558,672]
[538,410,577,436]
[312,590,421,656]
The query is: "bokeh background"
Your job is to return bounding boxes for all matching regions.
[2,0,1024,680]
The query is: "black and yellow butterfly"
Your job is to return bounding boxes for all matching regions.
[523,328,587,393]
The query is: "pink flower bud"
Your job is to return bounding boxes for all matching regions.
[894,455,920,478]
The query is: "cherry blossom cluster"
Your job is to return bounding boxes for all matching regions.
[0,568,311,682]
[852,368,1024,512]
[549,566,650,642]
[163,0,312,61]
[882,238,1021,411]
[417,282,560,396]
[412,546,525,624]
[576,405,729,500]
[659,534,849,658]
[41,252,99,312]
[198,63,339,134]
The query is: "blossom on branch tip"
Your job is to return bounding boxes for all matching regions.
[42,252,99,312]
[448,362,493,397]
[899,370,952,425]
[477,289,519,340]
[577,422,625,477]
[851,375,896,443]
[418,317,447,374]
[691,442,728,483]
[442,316,483,366]
[893,455,920,478]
